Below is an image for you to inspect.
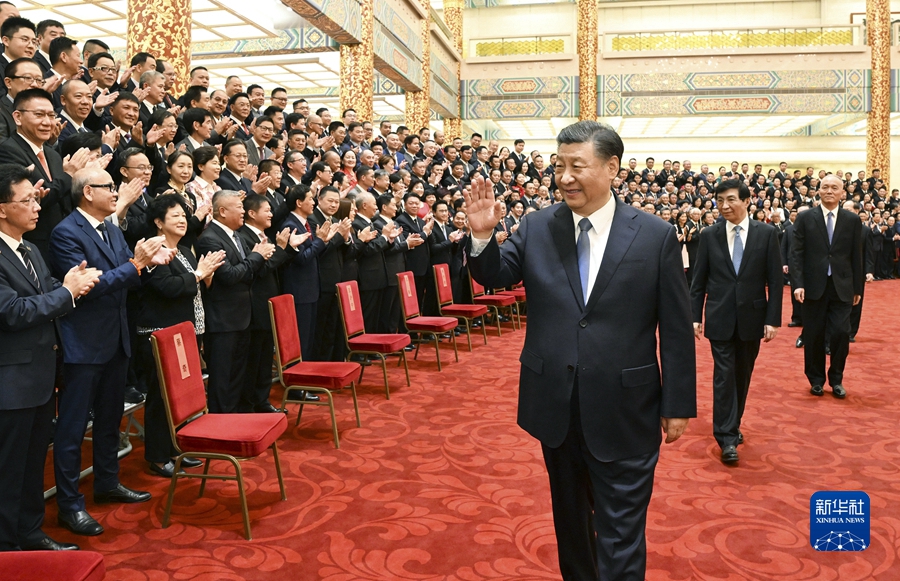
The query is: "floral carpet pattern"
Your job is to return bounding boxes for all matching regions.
[43,283,900,580]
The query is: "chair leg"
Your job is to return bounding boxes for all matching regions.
[433,333,442,371]
[413,337,421,360]
[271,442,287,501]
[401,350,410,386]
[451,331,459,362]
[324,390,339,449]
[350,381,361,427]
[352,352,366,385]
[162,459,181,528]
[463,318,473,351]
[295,402,305,427]
[481,315,489,345]
[378,354,390,399]
[231,458,252,540]
[491,306,502,337]
[198,457,212,498]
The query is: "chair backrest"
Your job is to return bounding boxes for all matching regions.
[397,271,420,319]
[337,280,366,338]
[269,294,302,375]
[433,263,454,306]
[150,322,208,442]
[469,273,486,298]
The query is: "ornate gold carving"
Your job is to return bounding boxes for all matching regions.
[127,0,191,97]
[576,0,598,121]
[340,0,374,121]
[441,0,463,134]
[867,0,890,184]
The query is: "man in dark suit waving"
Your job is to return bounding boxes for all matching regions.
[690,179,782,464]
[49,167,175,536]
[791,174,863,399]
[465,121,696,581]
[0,164,100,551]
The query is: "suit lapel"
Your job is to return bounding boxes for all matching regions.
[585,201,640,313]
[716,222,736,278]
[0,243,40,292]
[548,203,583,307]
[14,135,50,183]
[813,207,832,247]
[736,220,757,278]
[74,211,116,264]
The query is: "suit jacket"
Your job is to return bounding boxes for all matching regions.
[790,207,863,303]
[0,239,73,409]
[55,111,104,149]
[136,245,200,330]
[308,207,345,291]
[264,190,289,239]
[467,200,697,462]
[174,136,207,154]
[138,102,163,130]
[121,191,154,250]
[429,221,455,268]
[49,211,141,364]
[215,169,254,194]
[0,134,73,256]
[352,215,390,290]
[194,222,266,333]
[373,215,407,286]
[245,138,273,167]
[690,220,783,341]
[0,95,15,142]
[395,212,431,276]
[237,225,293,330]
[279,212,326,303]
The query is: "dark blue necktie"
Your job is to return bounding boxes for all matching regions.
[576,218,592,305]
[96,222,110,247]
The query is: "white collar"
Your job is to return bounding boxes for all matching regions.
[572,193,616,235]
[76,207,104,229]
[725,214,751,234]
[17,133,43,155]
[0,228,24,254]
[211,219,235,237]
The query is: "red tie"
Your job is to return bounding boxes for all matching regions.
[305,221,312,234]
[259,146,265,161]
[259,232,266,243]
[36,150,52,181]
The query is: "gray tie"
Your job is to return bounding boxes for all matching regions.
[576,218,592,304]
[826,211,834,275]
[232,232,246,259]
[732,225,743,274]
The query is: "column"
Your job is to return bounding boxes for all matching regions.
[340,0,375,121]
[867,0,890,184]
[443,0,463,139]
[127,0,191,97]
[405,12,431,132]
[576,0,598,122]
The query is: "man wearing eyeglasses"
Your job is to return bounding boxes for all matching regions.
[0,16,36,86]
[0,88,92,256]
[1,58,42,142]
[0,163,101,552]
[245,115,274,167]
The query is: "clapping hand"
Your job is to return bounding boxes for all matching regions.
[62,260,102,297]
[407,233,424,248]
[134,236,175,269]
[251,241,276,260]
[195,250,226,281]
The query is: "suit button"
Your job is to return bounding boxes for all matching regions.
[52,345,58,351]
[567,365,575,372]
[579,320,587,328]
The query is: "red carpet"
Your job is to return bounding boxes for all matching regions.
[42,282,900,580]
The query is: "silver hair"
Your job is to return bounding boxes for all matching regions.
[139,70,164,88]
[211,189,241,214]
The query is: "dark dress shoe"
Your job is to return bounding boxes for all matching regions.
[179,457,203,468]
[149,461,182,478]
[721,446,739,464]
[810,384,824,396]
[286,390,320,403]
[21,536,80,551]
[737,432,744,445]
[94,484,151,504]
[58,511,103,536]
[849,336,856,343]
[795,336,804,348]
[253,402,279,413]
[831,384,847,398]
[404,345,415,351]
[123,385,145,404]
[787,321,802,327]
[825,345,831,356]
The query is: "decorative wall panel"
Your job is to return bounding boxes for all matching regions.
[461,76,578,119]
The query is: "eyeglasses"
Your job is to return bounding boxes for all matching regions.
[124,165,153,172]
[89,183,117,192]
[9,75,45,86]
[228,153,249,159]
[257,126,274,133]
[0,195,40,206]
[15,109,55,120]
[10,35,38,47]
[90,66,119,73]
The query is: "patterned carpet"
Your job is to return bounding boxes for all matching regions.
[43,282,900,580]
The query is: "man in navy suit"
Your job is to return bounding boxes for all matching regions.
[279,184,334,361]
[216,139,255,194]
[690,179,783,464]
[0,163,100,551]
[465,121,696,581]
[49,167,175,536]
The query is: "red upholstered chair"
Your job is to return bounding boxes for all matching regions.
[433,263,488,351]
[0,551,105,581]
[268,294,361,448]
[151,322,288,540]
[337,280,411,399]
[470,275,517,336]
[494,285,525,329]
[397,271,459,370]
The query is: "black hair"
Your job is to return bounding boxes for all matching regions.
[192,145,219,169]
[242,193,269,214]
[1,17,35,39]
[0,163,34,203]
[556,121,624,169]
[183,107,211,134]
[715,178,751,201]
[59,131,101,160]
[286,183,312,211]
[147,194,188,231]
[182,85,207,108]
[130,51,154,67]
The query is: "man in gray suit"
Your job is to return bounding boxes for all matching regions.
[244,115,275,167]
[465,121,696,581]
[175,107,212,153]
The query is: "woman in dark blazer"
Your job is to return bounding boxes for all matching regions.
[154,151,210,252]
[450,209,472,304]
[135,195,224,478]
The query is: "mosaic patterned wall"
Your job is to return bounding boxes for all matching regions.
[598,70,869,117]
[281,0,362,44]
[192,27,337,56]
[431,76,458,116]
[373,0,423,56]
[461,76,579,119]
[374,27,424,90]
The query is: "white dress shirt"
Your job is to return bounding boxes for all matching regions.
[820,203,838,233]
[726,215,750,259]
